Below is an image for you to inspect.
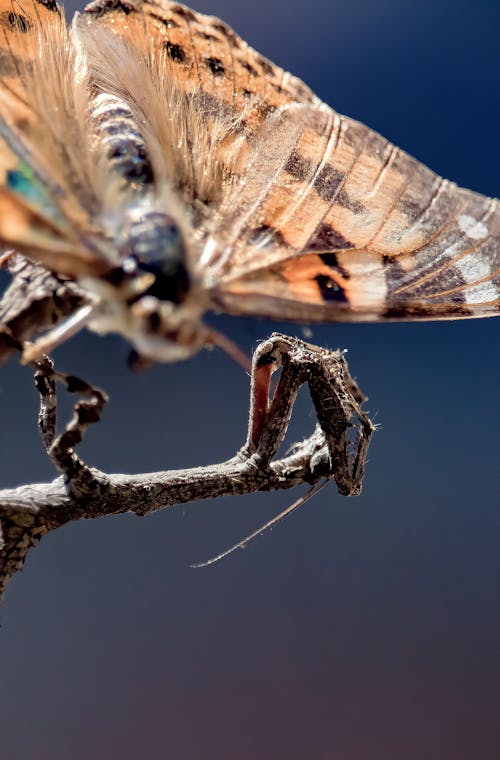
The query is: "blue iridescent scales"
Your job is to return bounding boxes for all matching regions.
[0,0,498,364]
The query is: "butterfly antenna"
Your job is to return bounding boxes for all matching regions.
[191,480,328,569]
[204,326,252,374]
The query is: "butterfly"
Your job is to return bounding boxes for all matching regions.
[0,0,498,367]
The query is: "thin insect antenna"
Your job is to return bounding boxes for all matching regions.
[191,480,328,569]
[204,326,252,374]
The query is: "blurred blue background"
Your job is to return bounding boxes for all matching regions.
[0,0,499,758]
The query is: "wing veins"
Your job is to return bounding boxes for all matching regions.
[392,199,497,295]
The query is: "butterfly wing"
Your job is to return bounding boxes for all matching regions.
[0,0,495,322]
[79,0,318,113]
[79,0,499,322]
[0,0,114,277]
[210,104,500,321]
[76,0,321,232]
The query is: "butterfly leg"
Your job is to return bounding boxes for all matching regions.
[21,304,95,364]
[241,333,374,495]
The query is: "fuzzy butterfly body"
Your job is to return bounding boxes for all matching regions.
[0,0,498,364]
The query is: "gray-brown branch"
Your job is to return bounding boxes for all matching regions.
[0,256,374,600]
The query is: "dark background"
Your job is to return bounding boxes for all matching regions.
[1,1,499,758]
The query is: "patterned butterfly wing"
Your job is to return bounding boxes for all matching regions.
[0,0,113,276]
[80,0,318,112]
[0,0,64,233]
[211,106,500,321]
[80,0,500,323]
[0,0,63,113]
[77,0,320,226]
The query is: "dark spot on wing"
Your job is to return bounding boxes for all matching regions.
[6,12,31,32]
[150,13,180,28]
[35,0,59,12]
[307,222,354,251]
[336,188,364,215]
[401,196,427,223]
[315,274,348,302]
[85,0,135,16]
[320,253,339,267]
[256,56,275,77]
[313,165,344,202]
[165,41,185,62]
[0,52,28,77]
[211,20,241,48]
[170,5,197,22]
[272,83,293,98]
[292,81,314,101]
[198,31,220,42]
[284,150,312,182]
[248,225,289,248]
[14,116,31,131]
[319,253,351,279]
[238,59,258,77]
[205,57,225,76]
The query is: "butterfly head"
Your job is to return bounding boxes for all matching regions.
[84,210,208,363]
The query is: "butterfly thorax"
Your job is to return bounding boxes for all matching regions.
[119,211,190,304]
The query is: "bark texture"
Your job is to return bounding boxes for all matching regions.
[0,256,374,600]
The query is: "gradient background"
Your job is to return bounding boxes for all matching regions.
[0,1,499,758]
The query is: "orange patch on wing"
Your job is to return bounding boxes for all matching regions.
[278,254,348,303]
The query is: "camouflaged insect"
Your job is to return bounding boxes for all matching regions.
[0,0,498,365]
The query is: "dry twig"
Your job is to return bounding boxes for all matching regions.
[0,258,375,599]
